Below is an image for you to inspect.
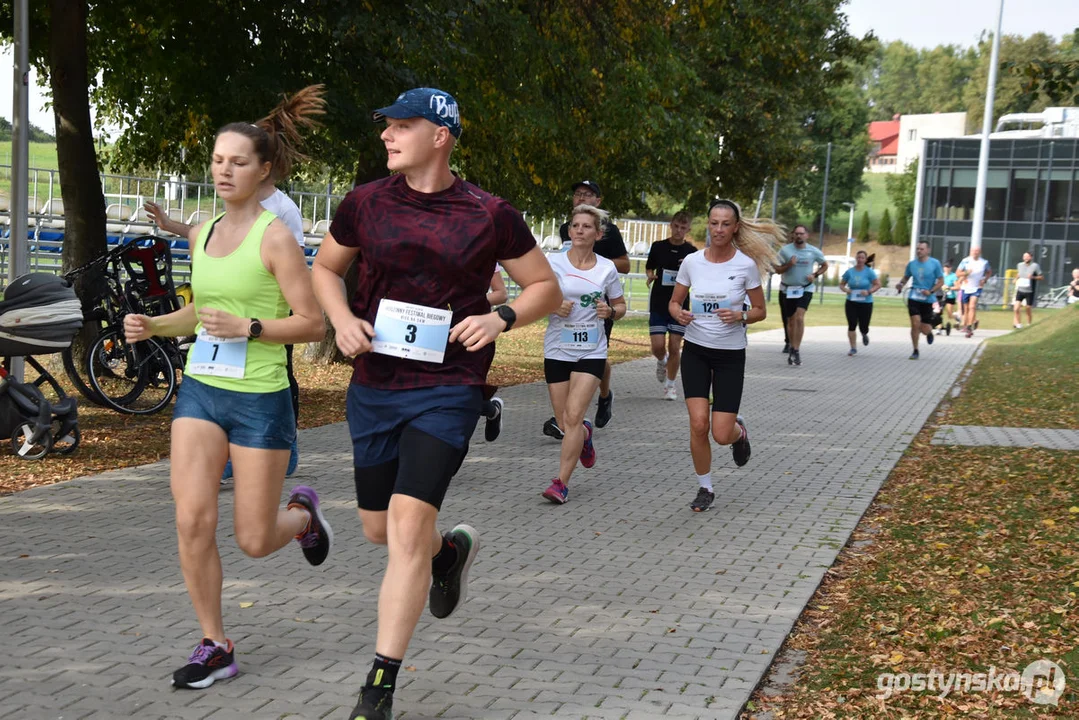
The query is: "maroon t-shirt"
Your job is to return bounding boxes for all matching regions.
[330,174,536,390]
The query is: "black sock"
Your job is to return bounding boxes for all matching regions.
[432,533,458,575]
[367,653,402,690]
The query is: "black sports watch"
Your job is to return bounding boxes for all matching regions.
[248,318,264,339]
[495,305,516,332]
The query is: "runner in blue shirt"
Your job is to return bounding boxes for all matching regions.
[941,263,958,336]
[894,240,944,360]
[772,225,828,366]
[838,250,881,356]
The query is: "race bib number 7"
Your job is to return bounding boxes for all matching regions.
[189,330,247,379]
[372,299,452,363]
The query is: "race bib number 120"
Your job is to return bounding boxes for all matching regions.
[372,299,452,363]
[690,292,730,316]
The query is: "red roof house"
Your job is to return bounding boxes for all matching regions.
[867,119,900,172]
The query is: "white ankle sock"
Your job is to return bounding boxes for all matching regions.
[665,378,675,388]
[696,473,713,492]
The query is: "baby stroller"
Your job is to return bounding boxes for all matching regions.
[0,273,84,459]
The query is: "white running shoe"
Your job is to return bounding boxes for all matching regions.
[656,356,668,384]
[663,385,678,401]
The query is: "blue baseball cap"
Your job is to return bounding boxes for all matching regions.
[372,87,462,138]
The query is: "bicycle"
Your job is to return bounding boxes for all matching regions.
[62,237,186,415]
[1036,285,1071,308]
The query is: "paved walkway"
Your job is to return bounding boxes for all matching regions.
[931,425,1079,450]
[0,326,1001,720]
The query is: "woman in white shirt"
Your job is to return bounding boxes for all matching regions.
[669,199,781,512]
[541,205,626,505]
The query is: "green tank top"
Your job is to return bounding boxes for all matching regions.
[185,210,290,393]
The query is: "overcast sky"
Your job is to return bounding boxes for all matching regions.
[2,1,1078,133]
[844,0,1078,48]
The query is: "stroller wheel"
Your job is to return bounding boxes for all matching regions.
[51,420,80,455]
[11,422,52,460]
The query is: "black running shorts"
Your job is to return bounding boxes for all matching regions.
[679,341,746,414]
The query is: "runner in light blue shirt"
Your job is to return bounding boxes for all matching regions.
[895,240,944,359]
[772,225,828,366]
[839,250,881,356]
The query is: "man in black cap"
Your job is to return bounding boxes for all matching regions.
[546,180,628,433]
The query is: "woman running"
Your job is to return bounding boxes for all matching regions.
[838,250,881,356]
[542,204,626,504]
[669,199,780,512]
[646,210,696,400]
[124,100,331,689]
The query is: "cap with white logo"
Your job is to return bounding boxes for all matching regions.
[372,88,462,138]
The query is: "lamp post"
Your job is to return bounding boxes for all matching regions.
[842,201,856,273]
[971,0,1005,252]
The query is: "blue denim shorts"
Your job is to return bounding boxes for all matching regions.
[173,376,296,450]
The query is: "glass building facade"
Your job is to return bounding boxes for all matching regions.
[918,137,1079,288]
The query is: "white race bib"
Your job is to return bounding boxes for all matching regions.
[690,292,730,316]
[559,321,600,350]
[372,299,452,363]
[189,330,247,379]
[784,285,805,299]
[849,289,868,301]
[1017,277,1031,290]
[661,268,678,287]
[912,288,932,300]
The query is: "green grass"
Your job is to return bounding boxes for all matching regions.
[946,304,1078,428]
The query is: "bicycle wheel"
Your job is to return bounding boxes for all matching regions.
[62,345,106,406]
[87,328,178,415]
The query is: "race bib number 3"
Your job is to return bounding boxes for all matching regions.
[372,299,452,363]
[785,285,805,299]
[559,321,600,350]
[661,268,678,287]
[189,330,247,379]
[690,292,730,316]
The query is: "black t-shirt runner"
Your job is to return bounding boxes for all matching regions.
[646,238,696,313]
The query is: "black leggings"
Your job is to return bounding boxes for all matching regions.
[845,301,873,334]
[286,343,300,423]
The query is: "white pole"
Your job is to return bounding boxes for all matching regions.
[971,0,1005,252]
[9,0,30,381]
[845,203,855,271]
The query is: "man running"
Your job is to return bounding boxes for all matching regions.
[311,87,560,720]
[1013,251,1043,328]
[957,247,992,338]
[645,210,695,400]
[554,180,628,429]
[773,224,828,366]
[895,240,944,360]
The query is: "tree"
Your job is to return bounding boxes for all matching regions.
[858,210,871,243]
[885,158,918,229]
[894,211,909,248]
[878,208,893,245]
[916,45,977,113]
[871,41,921,119]
[963,32,1059,130]
[1006,28,1079,107]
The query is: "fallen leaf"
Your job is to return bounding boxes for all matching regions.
[239,601,254,609]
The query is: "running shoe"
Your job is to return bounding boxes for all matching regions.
[909,349,920,360]
[286,439,299,477]
[429,524,479,619]
[172,638,238,689]
[782,342,790,354]
[791,349,801,366]
[787,350,794,366]
[973,320,980,331]
[1014,323,1023,329]
[484,397,504,442]
[848,348,857,357]
[656,356,667,383]
[287,486,333,567]
[595,392,613,428]
[690,487,715,512]
[579,420,596,468]
[732,415,751,467]
[964,327,973,338]
[862,332,869,346]
[945,323,951,336]
[350,684,394,720]
[926,331,934,345]
[542,417,564,440]
[542,478,569,504]
[663,385,678,401]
